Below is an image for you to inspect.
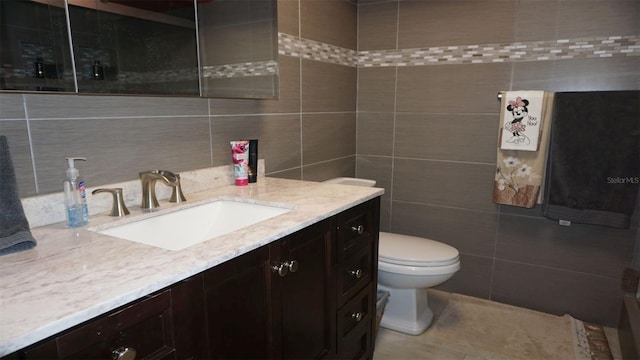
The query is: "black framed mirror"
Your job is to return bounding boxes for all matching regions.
[0,0,278,99]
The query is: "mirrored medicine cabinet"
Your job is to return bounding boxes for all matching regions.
[0,0,278,99]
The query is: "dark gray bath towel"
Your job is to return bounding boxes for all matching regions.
[0,135,37,255]
[543,91,640,228]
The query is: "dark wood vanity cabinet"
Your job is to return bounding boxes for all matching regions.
[6,197,380,360]
[202,197,380,360]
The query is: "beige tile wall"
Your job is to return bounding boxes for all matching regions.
[356,0,640,326]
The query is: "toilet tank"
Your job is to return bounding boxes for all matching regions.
[324,177,376,187]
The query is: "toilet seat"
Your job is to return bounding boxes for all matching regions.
[378,260,460,276]
[379,232,459,267]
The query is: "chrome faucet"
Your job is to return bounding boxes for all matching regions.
[139,170,186,211]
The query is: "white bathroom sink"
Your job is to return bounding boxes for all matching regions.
[93,200,291,251]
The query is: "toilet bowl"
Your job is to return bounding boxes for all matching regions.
[324,177,461,335]
[378,232,459,335]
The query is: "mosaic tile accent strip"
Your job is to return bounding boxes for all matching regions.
[202,60,279,78]
[115,68,199,83]
[278,33,640,68]
[358,35,640,67]
[279,32,357,67]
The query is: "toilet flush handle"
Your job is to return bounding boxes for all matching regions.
[351,225,364,235]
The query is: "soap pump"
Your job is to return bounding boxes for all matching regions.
[63,157,89,228]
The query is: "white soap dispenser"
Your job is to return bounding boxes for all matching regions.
[63,157,89,227]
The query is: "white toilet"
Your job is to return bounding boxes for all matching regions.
[324,177,461,335]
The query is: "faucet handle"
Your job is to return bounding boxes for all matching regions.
[169,173,187,203]
[92,188,130,217]
[155,169,178,181]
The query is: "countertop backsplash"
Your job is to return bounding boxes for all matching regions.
[22,160,265,229]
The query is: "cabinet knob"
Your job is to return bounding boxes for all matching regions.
[272,260,298,276]
[351,312,364,322]
[272,263,289,277]
[112,347,136,360]
[349,269,363,279]
[286,260,298,273]
[351,225,364,235]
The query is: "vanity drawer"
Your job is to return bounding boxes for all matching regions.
[336,201,376,257]
[6,290,176,359]
[337,244,373,306]
[336,283,373,360]
[55,290,175,359]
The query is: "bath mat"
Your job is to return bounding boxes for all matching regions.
[423,293,613,360]
[572,317,614,360]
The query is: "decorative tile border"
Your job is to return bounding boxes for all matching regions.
[115,68,199,83]
[202,60,279,78]
[278,33,640,68]
[359,35,640,67]
[278,32,358,67]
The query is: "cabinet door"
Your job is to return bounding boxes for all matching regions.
[202,246,275,359]
[171,275,207,359]
[271,219,335,359]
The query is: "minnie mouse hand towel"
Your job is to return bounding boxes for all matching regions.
[500,91,546,151]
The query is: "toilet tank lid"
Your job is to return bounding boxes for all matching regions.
[323,177,376,187]
[379,232,459,266]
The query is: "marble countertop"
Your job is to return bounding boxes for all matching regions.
[0,177,383,356]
